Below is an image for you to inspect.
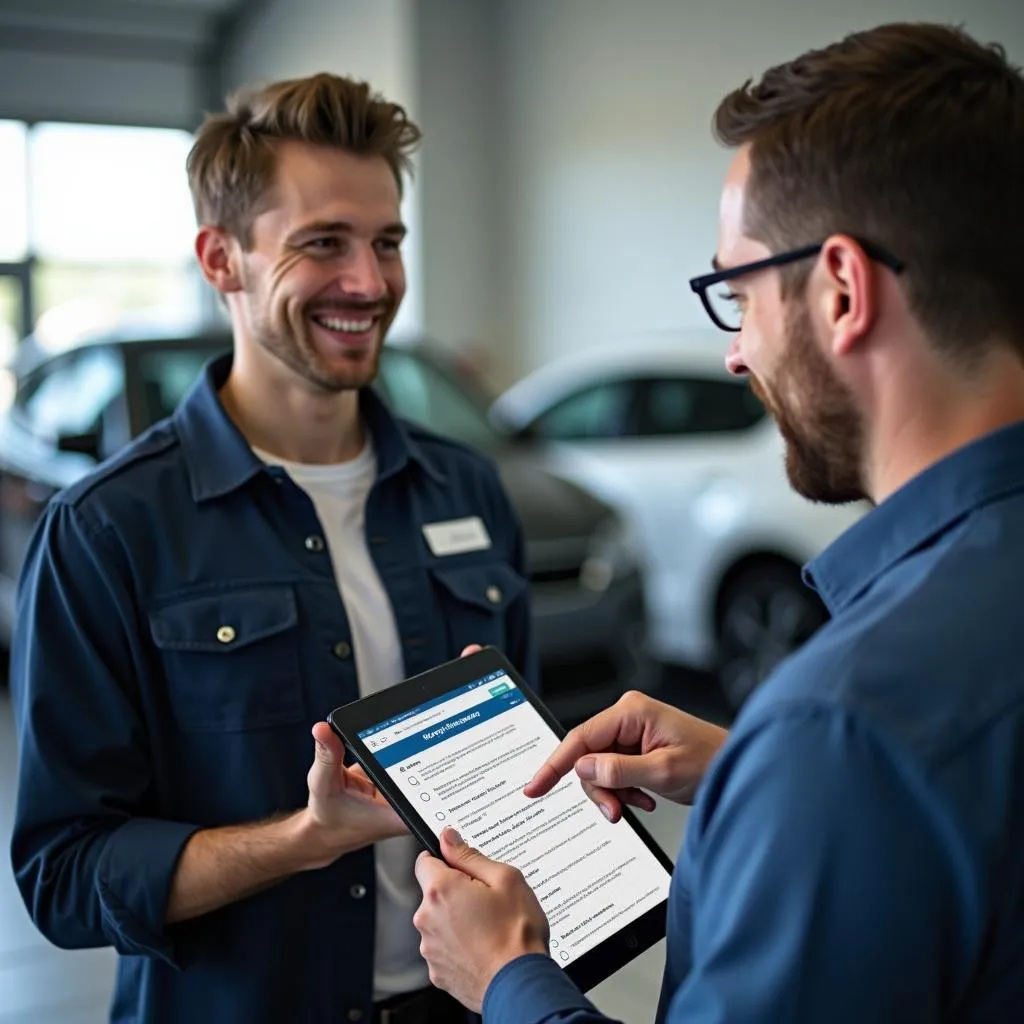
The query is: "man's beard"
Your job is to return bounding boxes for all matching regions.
[751,303,866,505]
[251,301,389,394]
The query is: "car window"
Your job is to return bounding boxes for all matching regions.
[636,376,765,436]
[375,347,501,449]
[531,381,636,440]
[133,346,223,431]
[18,346,125,439]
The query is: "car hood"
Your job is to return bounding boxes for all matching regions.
[488,445,611,544]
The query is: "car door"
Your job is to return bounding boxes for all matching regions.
[0,345,127,639]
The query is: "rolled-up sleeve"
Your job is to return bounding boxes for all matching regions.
[10,500,198,964]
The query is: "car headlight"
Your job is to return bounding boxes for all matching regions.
[580,515,638,593]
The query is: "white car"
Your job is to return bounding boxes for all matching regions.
[490,334,868,708]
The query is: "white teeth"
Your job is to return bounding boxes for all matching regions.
[315,316,374,333]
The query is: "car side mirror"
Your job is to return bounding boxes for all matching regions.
[56,430,101,460]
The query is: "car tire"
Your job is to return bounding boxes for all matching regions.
[716,562,828,711]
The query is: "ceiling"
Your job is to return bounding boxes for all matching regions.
[0,0,260,64]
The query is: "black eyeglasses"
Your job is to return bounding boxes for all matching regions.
[688,238,906,332]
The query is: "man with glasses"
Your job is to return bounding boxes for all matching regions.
[408,21,1024,1023]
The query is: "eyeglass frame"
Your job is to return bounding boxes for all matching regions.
[688,238,906,333]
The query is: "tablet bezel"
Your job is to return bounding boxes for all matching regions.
[327,645,675,993]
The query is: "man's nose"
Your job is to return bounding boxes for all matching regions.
[340,245,386,300]
[725,337,748,377]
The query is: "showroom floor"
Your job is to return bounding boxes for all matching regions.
[0,687,698,1024]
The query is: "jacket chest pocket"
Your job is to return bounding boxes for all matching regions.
[148,587,305,733]
[429,562,528,655]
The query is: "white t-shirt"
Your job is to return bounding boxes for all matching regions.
[252,437,428,1001]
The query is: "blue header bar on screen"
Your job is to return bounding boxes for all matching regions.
[357,670,509,738]
[369,689,525,768]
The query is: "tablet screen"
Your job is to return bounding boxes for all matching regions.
[357,667,672,967]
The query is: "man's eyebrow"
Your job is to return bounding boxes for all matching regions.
[289,220,408,239]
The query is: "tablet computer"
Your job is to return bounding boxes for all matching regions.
[327,646,674,992]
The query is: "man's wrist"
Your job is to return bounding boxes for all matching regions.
[286,808,359,872]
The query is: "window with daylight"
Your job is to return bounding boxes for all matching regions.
[0,119,203,354]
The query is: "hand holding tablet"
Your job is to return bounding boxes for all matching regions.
[327,646,675,992]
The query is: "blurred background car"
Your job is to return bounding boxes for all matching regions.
[490,332,868,710]
[0,323,651,725]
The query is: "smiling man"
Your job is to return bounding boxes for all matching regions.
[411,22,1024,1024]
[10,74,536,1024]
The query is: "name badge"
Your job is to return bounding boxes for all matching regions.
[422,516,492,557]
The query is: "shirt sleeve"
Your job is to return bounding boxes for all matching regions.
[483,954,622,1024]
[9,500,199,964]
[664,704,978,1023]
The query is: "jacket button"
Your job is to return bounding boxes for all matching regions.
[347,1011,364,1022]
[333,641,352,660]
[216,625,236,644]
[485,585,502,604]
[350,883,367,899]
[305,535,325,552]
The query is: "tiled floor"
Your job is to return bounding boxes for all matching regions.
[0,688,693,1024]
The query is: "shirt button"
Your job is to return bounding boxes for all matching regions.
[347,1011,364,1022]
[305,535,325,552]
[333,641,352,660]
[216,625,236,644]
[350,883,367,899]
[485,585,502,605]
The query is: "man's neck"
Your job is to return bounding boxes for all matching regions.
[219,357,365,466]
[868,350,1024,503]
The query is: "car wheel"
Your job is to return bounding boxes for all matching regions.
[716,563,828,711]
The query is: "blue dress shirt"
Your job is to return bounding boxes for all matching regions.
[485,420,1024,1023]
[9,354,537,1024]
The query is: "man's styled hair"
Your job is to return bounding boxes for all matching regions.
[187,72,422,248]
[714,22,1024,363]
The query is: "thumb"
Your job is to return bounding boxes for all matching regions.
[311,721,346,767]
[576,750,661,793]
[439,828,505,885]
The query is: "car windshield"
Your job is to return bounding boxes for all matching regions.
[128,339,508,451]
[131,341,227,431]
[375,346,506,450]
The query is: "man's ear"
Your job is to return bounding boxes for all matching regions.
[195,226,243,295]
[817,234,877,357]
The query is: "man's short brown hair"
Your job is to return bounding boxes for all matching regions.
[714,22,1024,364]
[187,72,422,248]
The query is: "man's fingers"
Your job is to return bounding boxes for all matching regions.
[581,782,623,822]
[524,699,645,798]
[460,644,483,658]
[415,848,456,893]
[439,828,508,886]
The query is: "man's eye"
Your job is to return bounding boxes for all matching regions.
[375,238,402,253]
[719,289,745,311]
[307,238,339,251]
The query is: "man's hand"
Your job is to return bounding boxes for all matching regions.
[525,691,729,821]
[301,722,408,870]
[413,828,549,1012]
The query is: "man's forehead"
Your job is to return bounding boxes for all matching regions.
[715,147,754,266]
[264,142,400,218]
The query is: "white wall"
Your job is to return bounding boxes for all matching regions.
[501,0,1024,375]
[414,0,508,377]
[222,0,424,338]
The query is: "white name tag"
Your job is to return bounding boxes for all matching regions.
[422,516,492,557]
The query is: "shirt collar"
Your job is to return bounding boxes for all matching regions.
[805,419,1024,614]
[174,353,446,503]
